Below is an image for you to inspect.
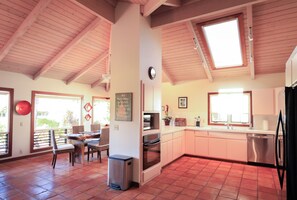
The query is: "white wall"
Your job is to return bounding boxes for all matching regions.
[162,73,285,126]
[0,71,108,160]
[109,2,162,183]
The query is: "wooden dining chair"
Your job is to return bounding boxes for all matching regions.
[50,130,75,169]
[72,125,84,134]
[87,128,109,162]
[91,124,101,132]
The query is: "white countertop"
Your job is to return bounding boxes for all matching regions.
[161,126,275,135]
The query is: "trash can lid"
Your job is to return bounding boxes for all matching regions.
[109,154,133,161]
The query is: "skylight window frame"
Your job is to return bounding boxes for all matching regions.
[196,14,247,70]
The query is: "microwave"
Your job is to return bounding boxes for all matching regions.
[143,114,153,131]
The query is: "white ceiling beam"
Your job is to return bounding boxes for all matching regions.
[247,5,255,80]
[151,0,267,28]
[162,62,175,85]
[186,21,213,82]
[66,50,109,85]
[0,0,52,62]
[143,0,167,17]
[70,0,115,24]
[163,0,181,7]
[33,17,101,80]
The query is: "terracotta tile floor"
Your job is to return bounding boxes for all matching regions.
[0,154,286,200]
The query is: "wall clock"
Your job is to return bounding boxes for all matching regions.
[148,66,156,80]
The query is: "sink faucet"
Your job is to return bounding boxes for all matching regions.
[225,123,233,129]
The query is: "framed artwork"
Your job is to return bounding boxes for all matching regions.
[178,97,188,109]
[115,93,133,121]
[85,114,91,121]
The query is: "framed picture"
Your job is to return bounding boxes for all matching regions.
[178,97,188,109]
[115,93,133,121]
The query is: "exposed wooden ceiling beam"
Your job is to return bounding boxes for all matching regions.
[0,0,52,62]
[162,62,175,85]
[247,5,255,80]
[66,50,109,85]
[143,0,167,17]
[151,0,267,28]
[163,0,181,7]
[33,17,101,80]
[91,78,104,88]
[186,21,213,82]
[70,0,115,24]
[105,83,110,92]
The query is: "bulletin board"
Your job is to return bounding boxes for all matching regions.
[115,93,133,121]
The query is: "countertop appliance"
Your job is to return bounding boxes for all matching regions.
[247,133,275,165]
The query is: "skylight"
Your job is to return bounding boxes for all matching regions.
[198,15,245,69]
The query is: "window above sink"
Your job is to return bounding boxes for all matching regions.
[208,90,252,127]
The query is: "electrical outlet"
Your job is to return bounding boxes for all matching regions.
[19,150,23,154]
[20,122,23,126]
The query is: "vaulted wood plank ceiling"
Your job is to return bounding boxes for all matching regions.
[0,0,296,89]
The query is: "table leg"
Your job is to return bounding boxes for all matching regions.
[69,140,85,164]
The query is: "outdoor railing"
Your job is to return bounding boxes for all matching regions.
[0,132,8,155]
[33,128,73,150]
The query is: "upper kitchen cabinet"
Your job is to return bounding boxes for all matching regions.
[143,83,161,112]
[252,89,275,115]
[286,46,297,87]
[274,87,285,115]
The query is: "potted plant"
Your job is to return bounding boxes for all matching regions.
[163,105,172,126]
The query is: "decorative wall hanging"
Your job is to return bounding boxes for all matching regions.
[15,100,31,115]
[84,102,92,112]
[115,93,132,121]
[178,97,188,109]
[85,114,91,121]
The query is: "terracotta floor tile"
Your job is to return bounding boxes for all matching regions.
[0,155,286,200]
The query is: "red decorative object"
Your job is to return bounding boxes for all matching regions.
[84,102,92,112]
[85,114,91,121]
[15,101,31,115]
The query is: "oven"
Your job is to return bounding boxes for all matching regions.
[143,133,161,170]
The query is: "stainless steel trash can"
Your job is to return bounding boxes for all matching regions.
[109,155,133,190]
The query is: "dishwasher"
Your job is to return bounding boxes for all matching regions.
[247,134,275,166]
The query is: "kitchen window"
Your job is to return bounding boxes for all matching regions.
[92,97,110,126]
[0,88,13,158]
[31,91,83,152]
[208,91,252,126]
[197,14,246,69]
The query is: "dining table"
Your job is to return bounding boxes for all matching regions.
[67,131,101,164]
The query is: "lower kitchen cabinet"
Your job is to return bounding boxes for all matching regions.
[227,139,247,161]
[185,130,195,154]
[161,140,173,166]
[209,138,227,159]
[195,137,209,157]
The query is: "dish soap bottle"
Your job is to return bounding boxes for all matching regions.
[196,116,200,127]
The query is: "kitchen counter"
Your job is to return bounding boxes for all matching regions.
[161,126,275,135]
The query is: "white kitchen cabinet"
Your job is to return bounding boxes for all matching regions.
[227,139,247,162]
[172,131,183,160]
[195,137,209,157]
[252,88,275,115]
[185,130,195,155]
[209,138,227,159]
[161,140,168,166]
[144,84,161,112]
[274,87,285,115]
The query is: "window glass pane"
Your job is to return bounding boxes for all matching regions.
[33,93,82,150]
[0,92,9,132]
[93,98,110,126]
[209,92,251,125]
[0,91,10,155]
[35,94,81,130]
[203,18,243,68]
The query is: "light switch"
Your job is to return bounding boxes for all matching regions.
[114,125,119,131]
[20,122,23,126]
